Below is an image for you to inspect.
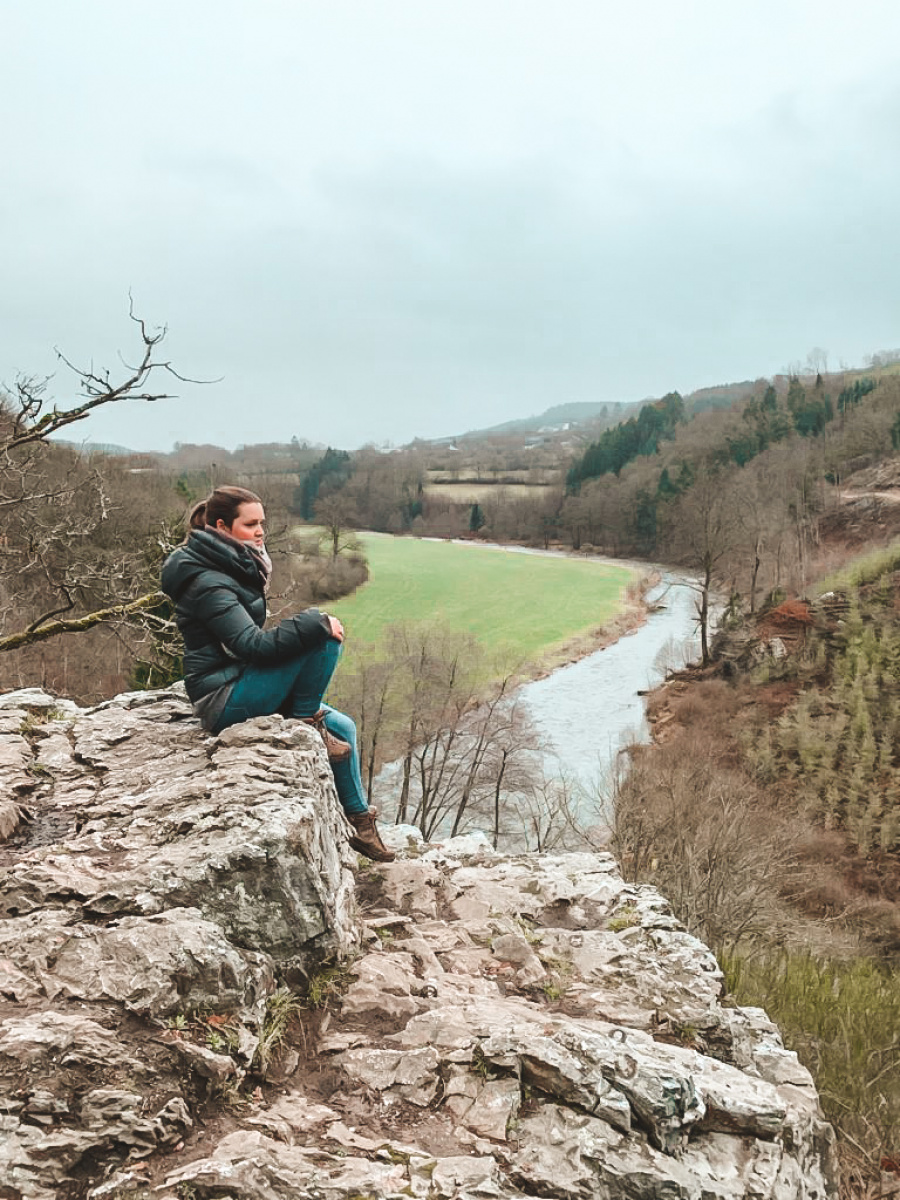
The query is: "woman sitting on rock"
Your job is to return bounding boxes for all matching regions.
[160,485,394,862]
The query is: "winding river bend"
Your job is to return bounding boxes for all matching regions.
[374,562,701,828]
[517,573,700,810]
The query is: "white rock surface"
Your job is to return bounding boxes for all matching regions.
[0,686,837,1199]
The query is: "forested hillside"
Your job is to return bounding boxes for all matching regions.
[5,337,900,708]
[306,364,900,628]
[610,513,900,1194]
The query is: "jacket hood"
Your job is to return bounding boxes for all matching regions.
[161,529,263,602]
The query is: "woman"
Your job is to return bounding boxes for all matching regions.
[160,485,394,862]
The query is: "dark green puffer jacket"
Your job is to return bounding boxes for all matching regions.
[160,529,331,702]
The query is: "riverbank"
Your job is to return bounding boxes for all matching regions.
[330,533,642,681]
[422,536,663,686]
[331,534,699,835]
[516,573,700,804]
[514,567,658,685]
[610,556,900,1195]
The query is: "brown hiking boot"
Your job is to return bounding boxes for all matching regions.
[300,709,351,762]
[347,809,395,863]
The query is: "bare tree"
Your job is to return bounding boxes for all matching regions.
[659,462,738,665]
[329,623,478,827]
[333,621,559,843]
[313,491,360,559]
[401,683,547,843]
[0,311,189,655]
[611,735,797,955]
[489,766,587,853]
[731,456,794,615]
[341,651,398,802]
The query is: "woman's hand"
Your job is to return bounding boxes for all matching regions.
[326,614,344,643]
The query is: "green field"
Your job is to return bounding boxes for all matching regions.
[329,534,637,665]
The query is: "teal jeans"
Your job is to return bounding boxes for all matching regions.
[211,639,368,815]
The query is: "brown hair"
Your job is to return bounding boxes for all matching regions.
[188,486,262,532]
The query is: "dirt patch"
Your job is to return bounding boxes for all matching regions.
[123,993,469,1195]
[818,492,900,552]
[347,1100,465,1159]
[536,900,588,930]
[84,1004,356,1195]
[751,599,816,657]
[757,598,814,630]
[752,680,803,719]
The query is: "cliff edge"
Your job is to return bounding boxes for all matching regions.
[0,686,837,1199]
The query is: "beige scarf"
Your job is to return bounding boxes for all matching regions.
[206,526,272,596]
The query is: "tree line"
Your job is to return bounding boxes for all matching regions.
[4,314,900,703]
[302,367,899,665]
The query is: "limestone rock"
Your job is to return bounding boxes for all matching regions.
[337,1045,443,1105]
[161,1131,415,1199]
[0,906,273,1023]
[0,1009,145,1072]
[172,1038,241,1081]
[0,686,838,1200]
[0,686,359,1198]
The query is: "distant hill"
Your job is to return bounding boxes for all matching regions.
[465,400,628,437]
[684,381,760,414]
[54,440,135,456]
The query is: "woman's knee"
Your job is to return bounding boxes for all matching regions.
[284,638,343,718]
[301,637,342,691]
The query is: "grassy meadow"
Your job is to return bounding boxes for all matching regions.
[329,534,637,668]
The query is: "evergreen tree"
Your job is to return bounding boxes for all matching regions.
[295,447,352,519]
[567,392,685,489]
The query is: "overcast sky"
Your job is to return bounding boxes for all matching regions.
[3,2,899,453]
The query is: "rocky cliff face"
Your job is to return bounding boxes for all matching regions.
[0,686,837,1199]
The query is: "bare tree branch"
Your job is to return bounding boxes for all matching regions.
[3,304,212,454]
[0,313,190,669]
[0,591,166,654]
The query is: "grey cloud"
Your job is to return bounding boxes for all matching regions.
[3,6,899,452]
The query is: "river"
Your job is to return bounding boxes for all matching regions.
[517,573,700,817]
[373,565,701,832]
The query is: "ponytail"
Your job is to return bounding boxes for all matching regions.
[188,501,208,530]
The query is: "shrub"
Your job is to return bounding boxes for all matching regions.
[612,730,796,954]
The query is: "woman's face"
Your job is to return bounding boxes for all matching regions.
[220,501,266,547]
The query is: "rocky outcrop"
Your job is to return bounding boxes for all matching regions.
[0,686,838,1199]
